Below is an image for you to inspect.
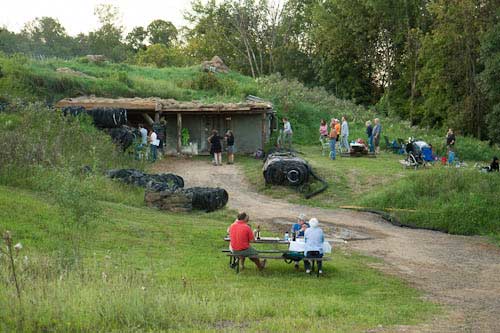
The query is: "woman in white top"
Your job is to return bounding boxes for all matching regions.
[304,218,324,274]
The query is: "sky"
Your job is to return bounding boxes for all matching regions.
[0,0,194,35]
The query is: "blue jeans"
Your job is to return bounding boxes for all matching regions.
[150,144,157,162]
[329,138,336,160]
[368,135,374,152]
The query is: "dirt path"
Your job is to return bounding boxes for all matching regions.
[153,158,500,332]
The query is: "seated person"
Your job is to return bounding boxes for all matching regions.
[292,213,309,237]
[447,149,455,165]
[490,156,499,172]
[228,212,266,271]
[304,218,325,274]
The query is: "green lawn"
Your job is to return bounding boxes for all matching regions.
[0,185,436,332]
[240,145,405,208]
[240,145,500,242]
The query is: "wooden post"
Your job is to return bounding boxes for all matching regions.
[177,113,182,154]
[142,113,154,126]
[261,113,267,150]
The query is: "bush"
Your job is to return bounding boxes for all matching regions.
[0,103,143,190]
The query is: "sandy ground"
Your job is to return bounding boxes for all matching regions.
[153,158,500,332]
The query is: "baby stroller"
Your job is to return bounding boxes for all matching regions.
[400,138,428,169]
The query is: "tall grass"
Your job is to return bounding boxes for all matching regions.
[361,168,500,236]
[0,187,437,332]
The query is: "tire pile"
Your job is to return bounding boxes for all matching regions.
[62,106,134,150]
[107,169,228,212]
[262,151,328,199]
[263,152,310,186]
[107,126,138,151]
[62,106,127,128]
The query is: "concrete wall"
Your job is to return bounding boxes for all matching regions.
[160,113,271,154]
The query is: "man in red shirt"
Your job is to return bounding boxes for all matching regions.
[229,212,266,270]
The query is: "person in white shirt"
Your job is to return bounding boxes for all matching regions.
[340,116,349,153]
[135,124,149,160]
[282,117,293,150]
[149,129,159,162]
[304,218,325,274]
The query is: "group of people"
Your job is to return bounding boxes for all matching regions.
[135,124,236,165]
[227,212,326,274]
[136,123,161,162]
[319,116,381,160]
[207,129,235,166]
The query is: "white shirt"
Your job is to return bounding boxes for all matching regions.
[140,128,148,144]
[150,132,159,146]
[284,121,292,134]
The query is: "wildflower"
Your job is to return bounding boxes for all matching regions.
[14,243,22,252]
[141,286,146,291]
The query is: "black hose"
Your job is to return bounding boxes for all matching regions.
[304,169,328,199]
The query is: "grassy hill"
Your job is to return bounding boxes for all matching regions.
[0,53,499,330]
[1,53,497,161]
[0,184,436,332]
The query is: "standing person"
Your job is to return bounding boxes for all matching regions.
[208,129,223,166]
[340,116,349,153]
[225,130,235,164]
[366,120,373,153]
[446,128,456,147]
[149,128,159,162]
[372,118,382,154]
[328,120,338,160]
[319,119,328,139]
[228,212,266,271]
[136,123,148,160]
[154,121,166,156]
[303,218,325,274]
[282,117,293,150]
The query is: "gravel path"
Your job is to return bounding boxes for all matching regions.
[153,158,500,332]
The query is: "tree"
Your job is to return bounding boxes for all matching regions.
[89,4,127,62]
[21,17,73,57]
[481,14,500,143]
[126,26,148,51]
[147,20,178,47]
[136,43,170,67]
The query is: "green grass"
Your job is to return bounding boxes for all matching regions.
[240,145,404,208]
[240,145,500,243]
[0,54,258,103]
[0,184,437,332]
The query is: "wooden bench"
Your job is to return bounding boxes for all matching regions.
[225,252,331,276]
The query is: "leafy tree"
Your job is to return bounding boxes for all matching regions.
[147,20,178,47]
[21,17,73,57]
[89,4,127,62]
[481,14,500,143]
[136,43,170,67]
[126,26,147,51]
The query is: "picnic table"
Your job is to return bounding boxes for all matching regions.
[223,236,331,276]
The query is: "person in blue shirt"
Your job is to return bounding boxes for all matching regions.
[292,213,309,237]
[304,218,325,274]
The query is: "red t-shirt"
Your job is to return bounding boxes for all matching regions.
[229,220,254,251]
